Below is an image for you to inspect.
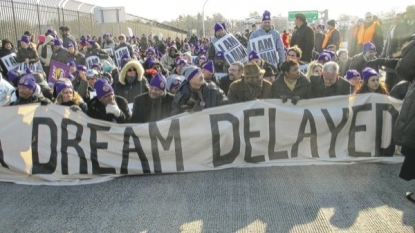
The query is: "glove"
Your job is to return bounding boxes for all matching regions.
[105,104,121,117]
[280,95,288,103]
[40,99,50,106]
[291,96,300,105]
[70,105,81,112]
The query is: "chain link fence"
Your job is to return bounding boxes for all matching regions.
[0,0,187,44]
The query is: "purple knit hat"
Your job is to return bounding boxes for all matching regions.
[55,78,73,95]
[94,78,114,99]
[214,23,224,33]
[18,74,37,91]
[167,76,182,91]
[362,67,378,82]
[202,60,215,73]
[183,66,201,82]
[346,69,361,80]
[215,51,225,59]
[318,53,331,62]
[20,36,30,44]
[248,50,260,61]
[262,10,271,21]
[150,73,167,91]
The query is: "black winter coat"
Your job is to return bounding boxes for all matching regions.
[130,92,174,123]
[270,73,311,99]
[86,95,131,123]
[309,75,351,98]
[290,22,315,63]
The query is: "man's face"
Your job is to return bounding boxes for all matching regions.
[60,30,67,36]
[201,69,213,80]
[285,64,300,80]
[245,75,263,87]
[228,65,242,80]
[149,86,164,99]
[53,45,60,52]
[20,41,28,48]
[365,13,373,24]
[18,86,34,99]
[189,72,205,89]
[68,47,75,54]
[4,43,11,50]
[177,64,185,74]
[364,50,376,59]
[338,53,348,62]
[262,20,272,31]
[87,76,96,87]
[215,29,224,38]
[322,72,338,86]
[169,48,177,56]
[99,92,115,106]
[252,25,257,31]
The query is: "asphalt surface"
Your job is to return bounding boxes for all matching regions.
[0,163,414,233]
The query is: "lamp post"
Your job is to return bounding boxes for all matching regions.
[202,0,209,38]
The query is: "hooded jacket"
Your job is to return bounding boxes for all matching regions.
[0,39,15,75]
[38,35,54,66]
[113,60,149,103]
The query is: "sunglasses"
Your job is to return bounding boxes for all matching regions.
[128,68,136,72]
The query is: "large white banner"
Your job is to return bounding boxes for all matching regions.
[0,94,403,185]
[214,34,248,64]
[249,35,279,67]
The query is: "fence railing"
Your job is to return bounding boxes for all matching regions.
[0,0,187,44]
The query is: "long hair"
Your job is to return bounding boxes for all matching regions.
[54,91,84,105]
[354,80,388,95]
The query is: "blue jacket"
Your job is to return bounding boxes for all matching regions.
[247,27,285,64]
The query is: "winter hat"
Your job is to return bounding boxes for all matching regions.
[18,74,37,91]
[202,60,215,73]
[327,19,336,27]
[362,67,378,82]
[262,10,271,21]
[248,50,260,61]
[87,40,95,46]
[363,42,376,53]
[66,59,76,67]
[20,35,30,44]
[76,65,87,72]
[167,76,182,91]
[194,44,200,50]
[183,66,201,82]
[175,58,187,67]
[91,63,101,70]
[8,70,21,83]
[53,39,62,46]
[221,22,227,32]
[67,42,74,48]
[198,55,207,63]
[38,35,45,43]
[215,51,225,59]
[55,78,73,95]
[146,47,155,54]
[94,78,114,99]
[316,25,324,30]
[119,34,126,40]
[346,69,361,80]
[317,53,331,62]
[214,23,224,33]
[147,57,160,68]
[150,73,167,91]
[322,49,336,59]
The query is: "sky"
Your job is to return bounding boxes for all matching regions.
[81,0,412,22]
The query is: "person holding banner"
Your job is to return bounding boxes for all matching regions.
[130,73,174,123]
[207,23,226,60]
[270,59,311,102]
[171,66,227,115]
[115,34,136,60]
[54,78,87,113]
[309,61,351,98]
[87,78,131,123]
[227,62,272,103]
[84,40,109,60]
[247,11,285,66]
[9,74,51,106]
[15,36,39,65]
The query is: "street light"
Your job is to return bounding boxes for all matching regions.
[202,0,209,38]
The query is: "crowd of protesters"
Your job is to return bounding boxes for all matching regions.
[0,6,415,203]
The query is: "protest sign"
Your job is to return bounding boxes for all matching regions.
[85,56,100,69]
[214,34,248,64]
[249,35,279,67]
[48,60,70,83]
[0,53,19,72]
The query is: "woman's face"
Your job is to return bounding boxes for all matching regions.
[313,66,322,76]
[285,64,300,80]
[367,76,379,91]
[61,88,74,103]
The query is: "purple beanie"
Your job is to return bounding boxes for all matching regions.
[167,76,182,91]
[346,69,361,80]
[21,36,30,44]
[91,63,101,70]
[175,58,187,67]
[67,42,74,48]
[262,10,271,21]
[214,23,224,33]
[54,39,62,46]
[318,53,331,62]
[363,42,376,53]
[248,50,260,61]
[202,60,215,73]
[221,22,227,31]
[215,51,225,59]
[150,73,167,91]
[77,65,87,72]
[146,47,155,55]
[322,49,336,59]
[8,70,21,83]
[183,66,201,82]
[362,67,378,82]
[55,78,73,95]
[67,59,76,67]
[87,40,95,46]
[18,74,37,91]
[94,78,114,99]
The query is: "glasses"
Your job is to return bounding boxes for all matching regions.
[128,68,136,72]
[228,68,239,72]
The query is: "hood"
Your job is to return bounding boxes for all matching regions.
[118,60,144,85]
[44,35,55,45]
[1,39,14,49]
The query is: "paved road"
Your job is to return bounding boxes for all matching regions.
[1,164,414,233]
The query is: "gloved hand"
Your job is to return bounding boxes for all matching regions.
[40,99,50,106]
[280,95,288,103]
[291,96,300,105]
[70,105,81,112]
[105,104,121,117]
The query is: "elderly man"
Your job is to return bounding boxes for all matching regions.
[289,13,315,63]
[171,66,227,115]
[131,73,174,123]
[309,61,351,98]
[356,12,384,55]
[247,10,285,65]
[227,62,272,103]
[87,78,131,123]
[219,61,243,96]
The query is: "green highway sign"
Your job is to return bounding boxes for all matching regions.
[288,11,319,21]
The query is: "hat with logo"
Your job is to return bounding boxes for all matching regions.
[150,73,167,91]
[262,10,271,21]
[362,67,379,82]
[248,50,260,61]
[94,78,114,99]
[18,74,36,91]
[346,69,361,80]
[183,66,201,82]
[55,78,73,95]
[363,42,376,53]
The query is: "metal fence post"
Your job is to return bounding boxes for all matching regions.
[36,3,41,36]
[10,0,19,44]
